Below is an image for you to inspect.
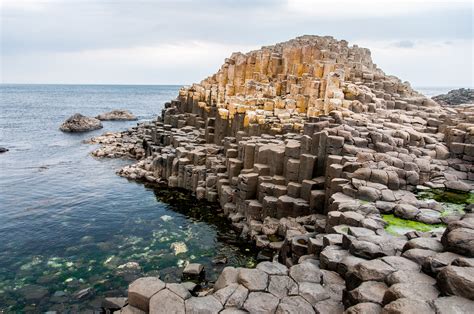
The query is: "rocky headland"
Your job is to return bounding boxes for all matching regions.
[432,88,474,106]
[89,36,474,313]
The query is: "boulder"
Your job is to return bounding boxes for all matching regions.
[267,275,298,298]
[243,292,279,313]
[238,268,268,291]
[289,261,322,283]
[59,113,103,132]
[276,296,315,314]
[345,302,382,314]
[432,296,474,313]
[437,266,474,300]
[96,109,137,121]
[214,267,239,290]
[347,281,387,306]
[382,283,439,304]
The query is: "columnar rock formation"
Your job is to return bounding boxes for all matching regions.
[91,36,474,313]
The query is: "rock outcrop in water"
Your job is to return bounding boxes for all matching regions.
[432,88,474,106]
[92,36,474,313]
[96,109,137,121]
[60,113,103,132]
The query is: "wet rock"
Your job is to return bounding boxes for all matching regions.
[102,297,127,311]
[150,288,185,314]
[238,268,268,291]
[0,147,8,153]
[183,263,204,277]
[120,305,146,314]
[345,302,382,314]
[96,109,137,121]
[437,266,474,300]
[74,287,93,300]
[60,113,103,132]
[18,284,49,300]
[185,295,223,314]
[276,295,315,313]
[128,277,165,312]
[243,292,279,313]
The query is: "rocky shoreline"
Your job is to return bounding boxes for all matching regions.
[90,36,473,313]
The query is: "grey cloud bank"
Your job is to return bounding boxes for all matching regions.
[1,0,473,87]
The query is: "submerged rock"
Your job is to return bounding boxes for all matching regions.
[96,109,137,121]
[59,113,103,132]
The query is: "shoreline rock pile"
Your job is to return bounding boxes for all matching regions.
[92,36,473,313]
[432,88,474,106]
[96,109,137,121]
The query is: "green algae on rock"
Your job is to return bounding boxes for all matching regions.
[417,189,472,217]
[382,214,446,236]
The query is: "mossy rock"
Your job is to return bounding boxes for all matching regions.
[382,214,445,236]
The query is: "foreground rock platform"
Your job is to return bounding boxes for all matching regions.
[92,35,474,313]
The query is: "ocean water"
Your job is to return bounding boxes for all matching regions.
[0,85,257,312]
[414,86,455,98]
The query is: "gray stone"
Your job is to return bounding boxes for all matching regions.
[267,275,298,298]
[214,283,238,305]
[385,270,436,286]
[276,296,315,314]
[382,283,439,304]
[225,284,249,309]
[380,256,420,271]
[442,226,474,257]
[96,109,137,121]
[238,268,268,291]
[150,288,185,314]
[256,261,288,275]
[348,259,395,288]
[166,283,192,300]
[381,298,434,313]
[432,296,474,314]
[243,292,279,313]
[402,249,436,266]
[313,299,344,314]
[298,282,330,305]
[348,281,388,305]
[102,297,127,310]
[394,204,420,220]
[437,266,474,300]
[183,263,204,276]
[60,113,103,132]
[185,295,223,314]
[215,267,239,290]
[120,305,146,314]
[128,277,165,312]
[345,302,382,314]
[289,261,322,283]
[402,237,443,252]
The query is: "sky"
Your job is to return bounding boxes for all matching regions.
[1,0,473,87]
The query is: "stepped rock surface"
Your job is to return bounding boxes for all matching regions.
[90,36,474,313]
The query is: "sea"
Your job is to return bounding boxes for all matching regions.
[0,84,258,312]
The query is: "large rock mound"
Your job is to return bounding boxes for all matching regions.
[433,88,474,106]
[60,113,103,132]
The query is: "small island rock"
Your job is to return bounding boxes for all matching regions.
[60,113,103,132]
[96,109,137,121]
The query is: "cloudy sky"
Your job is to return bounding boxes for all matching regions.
[1,0,473,87]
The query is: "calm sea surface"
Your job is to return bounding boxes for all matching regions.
[0,84,257,312]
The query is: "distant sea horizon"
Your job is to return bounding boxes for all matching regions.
[1,83,469,98]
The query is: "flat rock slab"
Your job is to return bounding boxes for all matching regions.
[128,277,165,312]
[185,295,223,314]
[238,268,268,291]
[437,266,474,300]
[150,289,185,314]
[256,261,288,275]
[276,296,314,314]
[243,292,279,313]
